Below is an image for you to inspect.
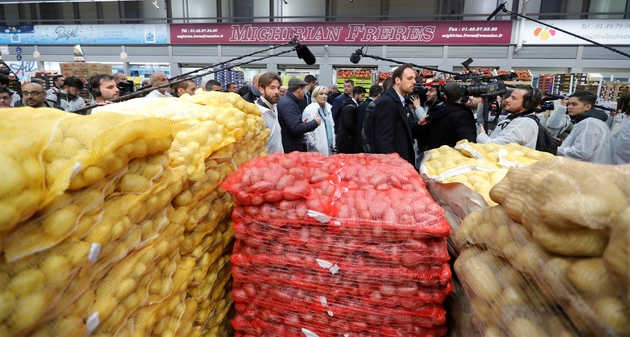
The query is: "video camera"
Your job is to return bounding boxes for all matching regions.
[404,83,429,106]
[454,58,514,98]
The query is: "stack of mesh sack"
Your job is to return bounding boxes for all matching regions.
[0,90,268,337]
[454,157,630,337]
[222,152,453,337]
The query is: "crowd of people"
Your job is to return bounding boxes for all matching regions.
[2,66,627,166]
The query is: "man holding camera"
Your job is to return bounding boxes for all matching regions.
[370,64,419,165]
[418,82,477,150]
[476,85,541,149]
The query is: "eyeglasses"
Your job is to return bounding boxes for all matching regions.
[23,91,44,96]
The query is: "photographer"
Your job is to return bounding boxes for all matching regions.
[477,85,541,149]
[418,82,476,150]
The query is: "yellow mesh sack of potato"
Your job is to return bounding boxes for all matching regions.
[41,110,186,199]
[0,111,59,238]
[455,140,554,168]
[183,89,260,117]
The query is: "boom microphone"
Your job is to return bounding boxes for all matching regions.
[487,1,507,21]
[296,44,317,65]
[350,46,365,64]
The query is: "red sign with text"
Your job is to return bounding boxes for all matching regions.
[170,21,513,45]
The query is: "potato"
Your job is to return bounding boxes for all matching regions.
[10,292,47,331]
[455,249,503,303]
[508,318,550,337]
[591,296,630,335]
[567,258,619,297]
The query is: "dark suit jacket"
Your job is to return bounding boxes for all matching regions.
[336,99,361,154]
[331,93,350,133]
[277,91,319,153]
[371,87,416,165]
[357,97,374,151]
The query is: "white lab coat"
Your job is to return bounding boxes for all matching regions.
[612,115,630,164]
[547,105,572,138]
[557,117,614,165]
[257,102,284,154]
[477,113,539,149]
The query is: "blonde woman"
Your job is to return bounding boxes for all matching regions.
[303,85,336,155]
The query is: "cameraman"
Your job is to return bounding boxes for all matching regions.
[418,82,476,150]
[477,85,541,149]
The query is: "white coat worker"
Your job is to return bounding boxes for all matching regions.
[254,72,284,154]
[302,85,336,156]
[612,92,630,164]
[557,91,613,165]
[477,85,541,149]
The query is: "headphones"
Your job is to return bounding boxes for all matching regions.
[522,87,542,111]
[88,75,102,98]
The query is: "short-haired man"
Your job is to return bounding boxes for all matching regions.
[172,80,197,97]
[557,91,613,164]
[0,74,20,106]
[0,87,12,107]
[226,82,238,93]
[332,79,354,132]
[477,85,541,149]
[255,72,284,154]
[146,72,172,98]
[362,77,393,153]
[14,83,61,109]
[90,74,120,104]
[52,76,86,113]
[242,74,261,103]
[337,86,366,153]
[370,64,419,165]
[114,72,134,96]
[46,75,65,97]
[279,86,287,98]
[277,77,321,152]
[205,79,222,92]
[357,85,383,150]
[327,85,339,105]
[418,81,477,150]
[298,74,318,111]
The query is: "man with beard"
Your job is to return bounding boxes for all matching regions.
[14,83,61,109]
[418,81,477,149]
[54,76,87,113]
[476,85,541,149]
[371,64,419,165]
[255,72,285,154]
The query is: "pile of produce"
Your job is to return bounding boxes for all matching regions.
[0,91,268,337]
[454,157,630,336]
[222,152,453,337]
[421,142,553,206]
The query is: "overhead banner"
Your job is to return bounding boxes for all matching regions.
[170,21,513,45]
[522,20,630,45]
[0,24,169,44]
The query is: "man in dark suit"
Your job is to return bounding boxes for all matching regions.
[297,74,318,113]
[370,64,418,166]
[357,84,383,153]
[332,79,354,133]
[336,86,366,153]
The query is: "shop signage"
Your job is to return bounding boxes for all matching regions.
[0,24,169,45]
[521,20,630,45]
[170,21,513,45]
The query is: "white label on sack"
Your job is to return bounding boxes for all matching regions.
[316,259,333,269]
[344,334,350,337]
[71,162,83,179]
[85,312,100,336]
[89,243,101,262]
[308,210,330,223]
[302,328,319,337]
[319,296,328,307]
[330,263,340,275]
[327,310,334,317]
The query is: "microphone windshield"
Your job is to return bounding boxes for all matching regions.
[296,44,317,65]
[350,53,361,64]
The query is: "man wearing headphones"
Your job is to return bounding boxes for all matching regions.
[88,75,119,113]
[477,85,541,149]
